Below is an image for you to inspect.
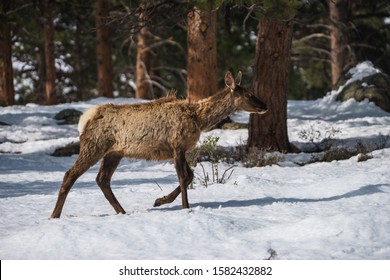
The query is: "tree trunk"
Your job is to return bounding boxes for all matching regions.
[247,17,293,153]
[43,0,56,105]
[187,1,217,103]
[0,0,15,106]
[135,22,153,99]
[95,0,113,98]
[329,0,355,86]
[74,16,83,101]
[36,47,46,103]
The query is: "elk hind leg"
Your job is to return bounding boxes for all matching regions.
[51,149,103,219]
[96,152,125,214]
[153,186,181,207]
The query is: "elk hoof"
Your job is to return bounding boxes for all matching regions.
[153,198,161,207]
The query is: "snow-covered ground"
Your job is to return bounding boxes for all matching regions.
[1,63,390,260]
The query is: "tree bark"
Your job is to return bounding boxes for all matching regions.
[0,0,15,106]
[36,47,45,103]
[187,1,217,103]
[95,0,113,98]
[329,0,355,86]
[43,0,57,105]
[74,15,83,101]
[247,17,293,153]
[135,15,153,99]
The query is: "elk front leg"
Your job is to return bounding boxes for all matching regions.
[175,149,193,208]
[153,149,193,208]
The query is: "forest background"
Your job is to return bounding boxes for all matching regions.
[1,0,389,103]
[1,0,389,153]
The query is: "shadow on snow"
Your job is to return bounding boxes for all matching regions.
[156,184,388,211]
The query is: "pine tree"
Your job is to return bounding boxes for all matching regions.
[247,0,297,152]
[187,0,217,102]
[0,0,15,106]
[329,0,355,86]
[96,0,113,98]
[43,0,57,105]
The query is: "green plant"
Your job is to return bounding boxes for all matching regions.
[186,136,236,187]
[197,162,237,187]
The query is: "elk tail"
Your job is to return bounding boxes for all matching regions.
[78,106,99,135]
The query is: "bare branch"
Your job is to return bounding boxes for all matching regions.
[6,3,33,16]
[154,181,163,191]
[153,66,187,85]
[291,55,331,65]
[292,44,331,57]
[108,0,193,36]
[306,23,332,30]
[142,37,185,55]
[243,4,256,32]
[295,33,330,43]
[220,165,237,183]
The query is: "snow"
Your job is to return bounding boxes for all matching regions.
[1,65,390,260]
[313,61,382,111]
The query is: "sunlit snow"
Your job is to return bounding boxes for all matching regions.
[1,63,390,260]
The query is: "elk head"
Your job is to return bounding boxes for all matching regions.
[225,71,268,114]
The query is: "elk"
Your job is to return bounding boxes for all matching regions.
[51,71,267,218]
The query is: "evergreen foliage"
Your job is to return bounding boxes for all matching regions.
[6,0,390,104]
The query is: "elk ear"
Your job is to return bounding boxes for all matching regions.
[225,71,236,91]
[235,71,242,86]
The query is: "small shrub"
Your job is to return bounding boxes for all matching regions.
[187,136,237,187]
[374,132,390,150]
[309,147,354,163]
[186,136,220,168]
[308,140,374,164]
[197,162,237,187]
[298,125,342,152]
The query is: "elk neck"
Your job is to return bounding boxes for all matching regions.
[191,88,236,131]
